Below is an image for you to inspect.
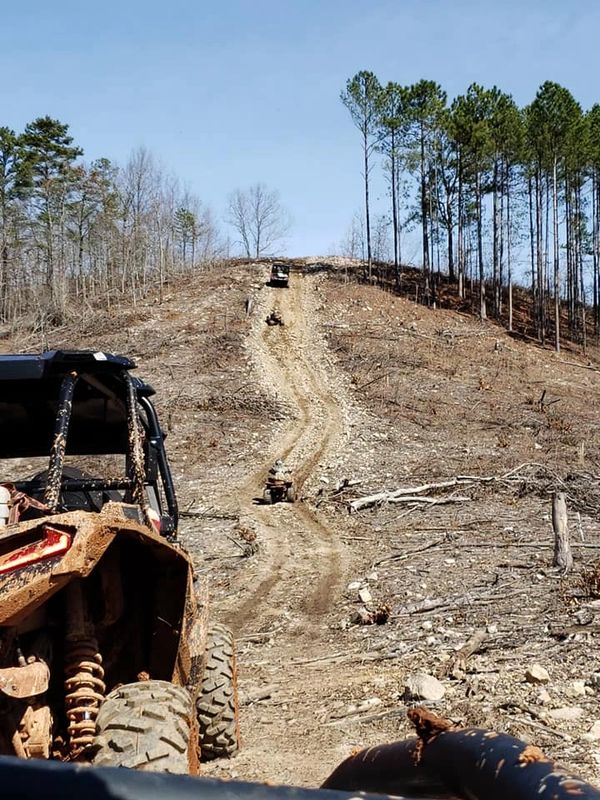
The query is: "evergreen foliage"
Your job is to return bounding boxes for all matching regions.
[342,73,600,351]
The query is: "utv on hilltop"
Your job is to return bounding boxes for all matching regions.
[0,350,240,773]
[269,262,290,288]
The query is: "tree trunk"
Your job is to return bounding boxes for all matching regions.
[552,157,560,352]
[476,171,485,320]
[507,172,513,333]
[498,160,505,317]
[457,153,464,298]
[528,174,536,334]
[363,127,372,280]
[593,172,598,335]
[535,167,545,343]
[446,197,454,282]
[420,124,430,280]
[492,160,499,317]
[552,492,572,572]
[391,128,399,286]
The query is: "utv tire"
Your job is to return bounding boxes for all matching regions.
[197,623,240,760]
[286,485,296,503]
[92,680,195,773]
[263,488,273,504]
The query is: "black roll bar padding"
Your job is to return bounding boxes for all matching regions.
[138,394,179,531]
[14,479,134,494]
[0,756,416,800]
[44,371,79,511]
[321,728,600,800]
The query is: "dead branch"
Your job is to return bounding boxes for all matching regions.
[396,586,531,616]
[373,538,446,567]
[324,708,406,727]
[240,685,279,705]
[499,701,572,742]
[348,478,474,512]
[387,494,471,505]
[555,357,600,375]
[356,372,393,392]
[347,462,572,513]
[440,628,487,678]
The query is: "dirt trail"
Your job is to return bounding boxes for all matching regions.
[221,273,347,630]
[198,272,370,786]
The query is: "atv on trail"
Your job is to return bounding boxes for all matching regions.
[0,350,240,773]
[265,309,284,326]
[269,262,290,288]
[263,459,295,504]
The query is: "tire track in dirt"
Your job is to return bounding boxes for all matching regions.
[223,273,346,632]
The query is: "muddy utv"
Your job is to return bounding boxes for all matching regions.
[0,351,240,773]
[269,262,290,288]
[263,459,295,504]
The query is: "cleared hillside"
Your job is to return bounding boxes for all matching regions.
[2,261,599,785]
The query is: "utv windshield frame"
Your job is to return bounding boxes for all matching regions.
[0,350,178,536]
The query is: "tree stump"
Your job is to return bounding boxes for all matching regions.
[552,491,572,572]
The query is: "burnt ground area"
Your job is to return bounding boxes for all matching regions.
[2,261,600,785]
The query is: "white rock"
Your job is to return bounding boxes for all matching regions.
[586,721,600,741]
[366,572,378,581]
[525,664,550,684]
[358,587,373,604]
[537,689,552,705]
[421,620,433,631]
[356,697,382,713]
[347,581,362,591]
[487,624,498,634]
[404,673,445,702]
[566,680,587,698]
[574,608,594,625]
[547,707,584,721]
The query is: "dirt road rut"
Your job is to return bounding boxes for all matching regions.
[222,273,347,630]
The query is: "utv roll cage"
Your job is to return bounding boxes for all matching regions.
[0,350,178,536]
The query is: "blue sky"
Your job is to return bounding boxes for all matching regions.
[2,0,599,256]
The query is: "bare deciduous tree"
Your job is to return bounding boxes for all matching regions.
[340,212,365,260]
[226,183,291,258]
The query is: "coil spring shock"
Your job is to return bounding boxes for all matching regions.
[64,637,106,755]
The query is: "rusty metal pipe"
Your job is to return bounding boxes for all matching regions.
[322,708,600,800]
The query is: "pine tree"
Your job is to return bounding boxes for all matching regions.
[527,82,582,351]
[405,80,447,293]
[449,84,496,319]
[0,127,21,320]
[19,116,83,302]
[341,71,383,279]
[377,82,408,285]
